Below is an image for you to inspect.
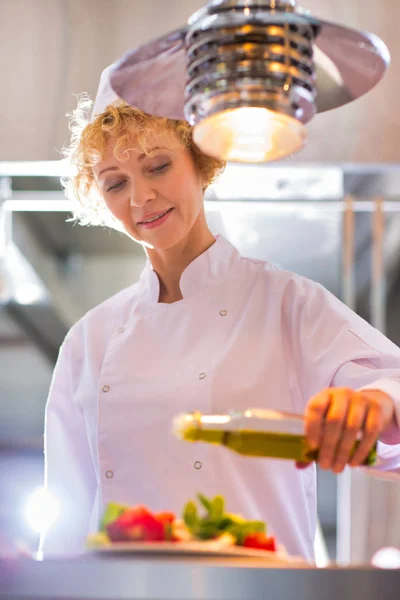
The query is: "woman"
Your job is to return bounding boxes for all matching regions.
[40,91,400,561]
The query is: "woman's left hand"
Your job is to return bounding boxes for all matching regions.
[297,387,396,473]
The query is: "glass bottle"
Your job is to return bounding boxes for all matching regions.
[173,408,377,466]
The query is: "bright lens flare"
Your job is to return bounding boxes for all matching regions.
[193,107,306,163]
[371,547,400,569]
[24,489,59,535]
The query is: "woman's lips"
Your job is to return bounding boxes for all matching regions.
[137,208,174,229]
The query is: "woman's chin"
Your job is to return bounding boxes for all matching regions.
[125,229,177,251]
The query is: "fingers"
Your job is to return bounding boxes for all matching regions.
[332,393,368,473]
[349,402,383,466]
[304,389,332,450]
[316,388,351,471]
[303,388,394,474]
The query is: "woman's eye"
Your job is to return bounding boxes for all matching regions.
[107,180,126,192]
[151,162,171,174]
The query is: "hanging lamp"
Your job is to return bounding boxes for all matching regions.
[104,0,390,163]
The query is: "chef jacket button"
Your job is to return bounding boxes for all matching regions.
[102,385,110,393]
[105,470,114,479]
[199,373,206,380]
[219,309,228,316]
[194,461,202,470]
[118,327,125,334]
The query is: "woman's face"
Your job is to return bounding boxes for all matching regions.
[93,130,205,250]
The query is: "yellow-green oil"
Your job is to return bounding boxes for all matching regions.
[182,427,377,466]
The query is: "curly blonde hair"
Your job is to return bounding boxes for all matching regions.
[62,96,225,229]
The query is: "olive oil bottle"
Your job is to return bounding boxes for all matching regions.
[173,409,377,466]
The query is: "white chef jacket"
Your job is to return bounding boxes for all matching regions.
[40,235,400,560]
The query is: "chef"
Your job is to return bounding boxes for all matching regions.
[40,74,400,561]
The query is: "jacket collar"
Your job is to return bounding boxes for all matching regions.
[138,235,240,304]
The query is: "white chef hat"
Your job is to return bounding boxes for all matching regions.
[90,63,121,121]
[91,29,187,124]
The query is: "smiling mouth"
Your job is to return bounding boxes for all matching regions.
[138,208,174,225]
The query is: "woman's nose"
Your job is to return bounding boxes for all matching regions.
[129,180,157,207]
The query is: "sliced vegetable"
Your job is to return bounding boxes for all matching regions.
[227,521,266,545]
[182,493,268,546]
[107,506,165,542]
[183,500,199,529]
[91,494,277,554]
[156,512,176,525]
[243,533,277,552]
[85,532,110,549]
[197,493,213,513]
[99,502,129,532]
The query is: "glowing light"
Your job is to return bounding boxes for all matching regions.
[14,282,44,305]
[24,489,59,535]
[314,519,330,568]
[193,107,306,163]
[371,547,400,569]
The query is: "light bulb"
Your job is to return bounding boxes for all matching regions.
[193,107,307,163]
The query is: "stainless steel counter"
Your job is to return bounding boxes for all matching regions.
[1,555,399,600]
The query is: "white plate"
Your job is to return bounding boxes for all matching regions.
[89,540,309,565]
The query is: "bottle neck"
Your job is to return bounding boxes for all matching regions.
[196,409,305,436]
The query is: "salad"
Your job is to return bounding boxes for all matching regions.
[86,493,277,552]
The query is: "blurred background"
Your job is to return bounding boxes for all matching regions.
[1,0,400,563]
